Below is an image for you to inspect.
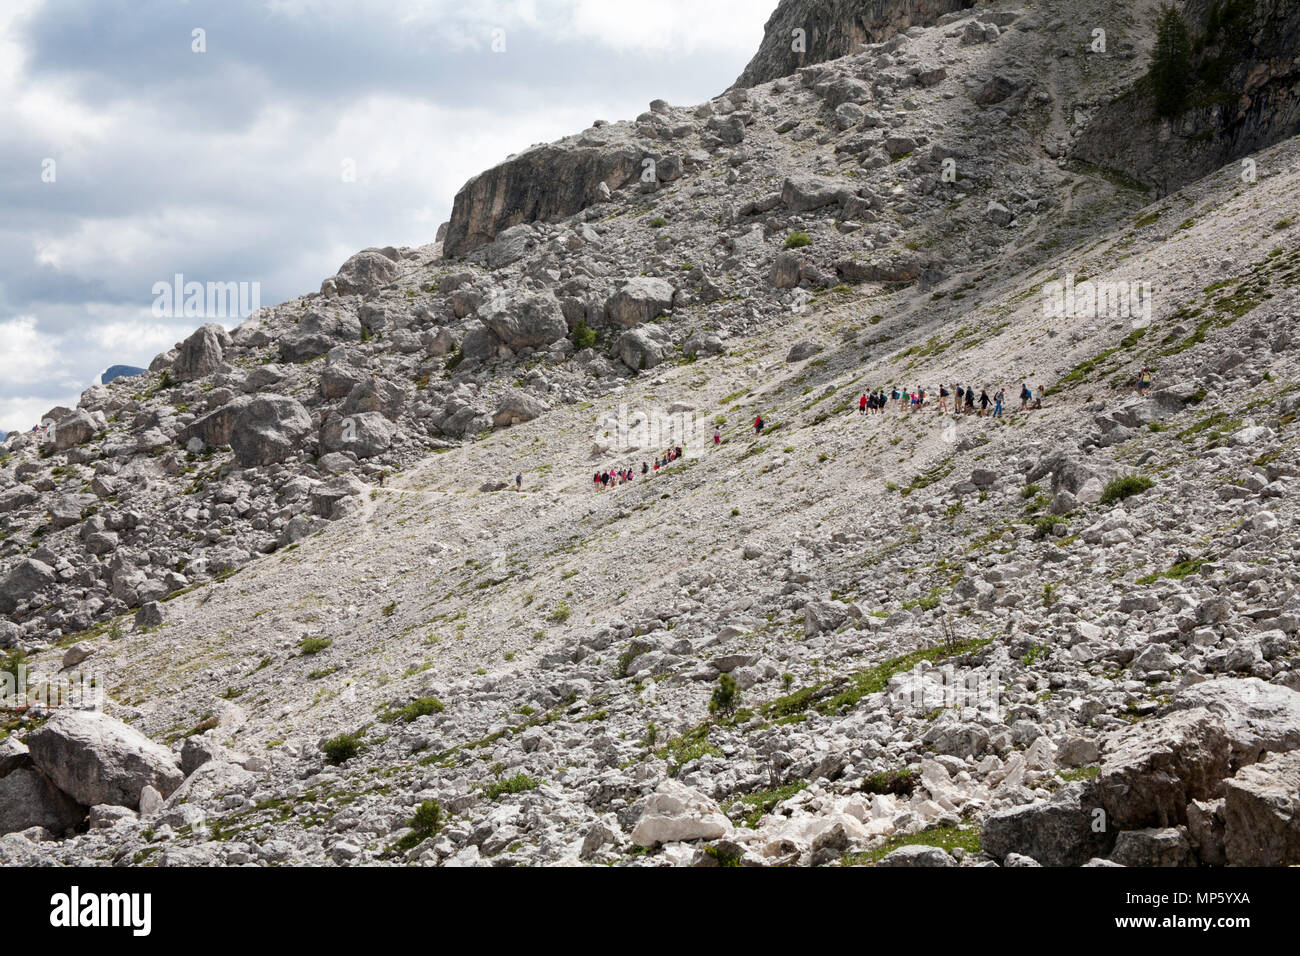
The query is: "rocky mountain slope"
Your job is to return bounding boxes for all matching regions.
[2,0,1299,867]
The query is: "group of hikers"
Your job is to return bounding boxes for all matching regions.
[857,383,1045,417]
[572,368,1157,493]
[593,445,685,490]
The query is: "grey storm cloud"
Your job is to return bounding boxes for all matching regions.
[0,0,770,435]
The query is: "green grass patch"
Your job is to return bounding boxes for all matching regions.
[1099,474,1153,505]
[482,772,542,800]
[842,825,981,866]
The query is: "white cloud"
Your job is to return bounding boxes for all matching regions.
[0,316,60,387]
[565,0,768,56]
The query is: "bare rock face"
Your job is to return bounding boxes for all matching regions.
[732,0,976,88]
[0,766,86,836]
[26,711,184,810]
[230,395,313,467]
[1096,709,1231,830]
[1222,750,1300,866]
[443,145,643,258]
[1074,0,1300,194]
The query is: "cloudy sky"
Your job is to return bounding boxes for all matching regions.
[0,0,773,434]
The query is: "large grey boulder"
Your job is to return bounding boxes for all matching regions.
[320,364,369,400]
[51,409,99,451]
[310,474,367,518]
[0,767,86,836]
[27,710,184,809]
[164,759,257,810]
[803,599,848,636]
[479,292,569,350]
[1109,827,1196,867]
[770,252,803,289]
[178,396,251,449]
[705,115,746,145]
[458,322,497,363]
[0,559,57,615]
[173,323,232,382]
[605,278,675,328]
[875,844,957,867]
[1222,750,1300,866]
[485,224,539,270]
[615,328,665,371]
[422,327,460,357]
[0,487,37,516]
[1096,709,1230,829]
[493,390,550,429]
[279,308,364,363]
[981,782,1113,866]
[230,395,313,467]
[835,255,926,284]
[326,248,399,296]
[1164,677,1300,766]
[319,411,395,459]
[786,340,824,363]
[781,175,848,213]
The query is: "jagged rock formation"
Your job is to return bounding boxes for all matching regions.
[733,0,979,88]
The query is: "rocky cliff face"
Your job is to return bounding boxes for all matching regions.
[732,0,978,88]
[442,141,644,258]
[1074,0,1300,193]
